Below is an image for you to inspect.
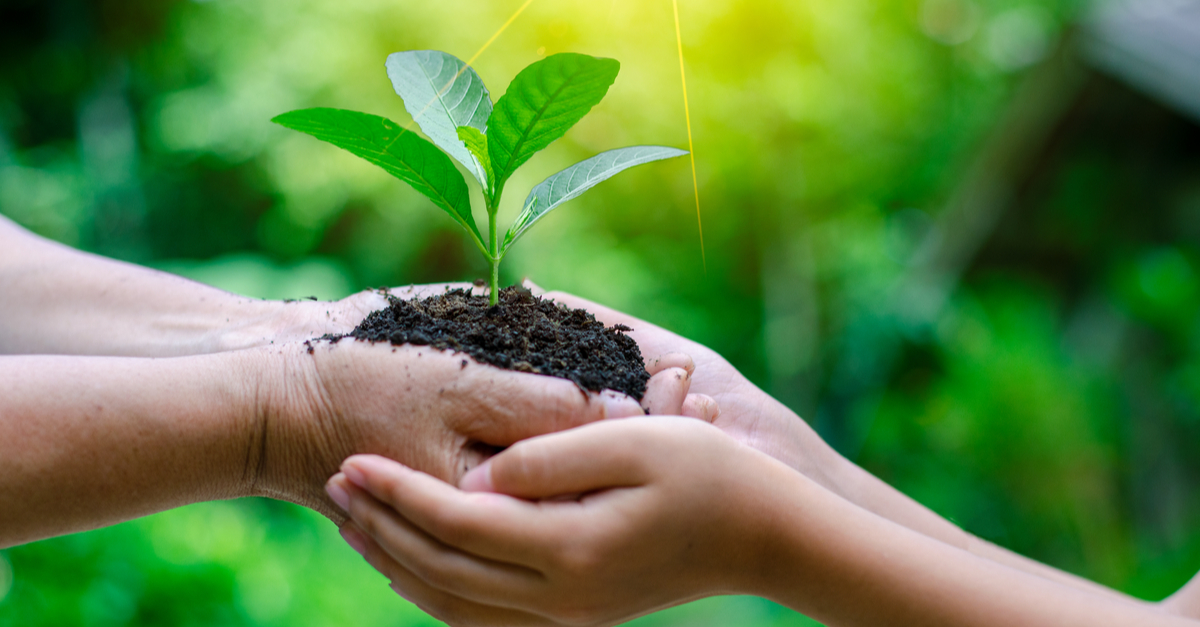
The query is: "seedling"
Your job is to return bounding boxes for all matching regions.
[273,51,687,305]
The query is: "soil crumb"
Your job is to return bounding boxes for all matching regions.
[325,286,650,400]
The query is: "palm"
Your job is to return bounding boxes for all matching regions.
[269,283,481,346]
[546,291,828,478]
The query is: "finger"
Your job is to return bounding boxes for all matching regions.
[342,522,551,627]
[341,455,565,564]
[333,475,544,609]
[542,291,706,363]
[460,420,663,498]
[522,291,721,373]
[454,367,644,446]
[520,278,546,295]
[682,394,720,423]
[543,291,657,331]
[640,367,691,416]
[646,352,695,377]
[387,282,478,300]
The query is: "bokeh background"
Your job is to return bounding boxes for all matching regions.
[3,0,1200,624]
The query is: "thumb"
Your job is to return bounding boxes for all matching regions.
[460,421,655,498]
[454,368,645,446]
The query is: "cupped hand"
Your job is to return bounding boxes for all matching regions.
[247,287,703,521]
[533,287,843,491]
[327,418,786,627]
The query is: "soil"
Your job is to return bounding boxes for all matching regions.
[322,286,651,400]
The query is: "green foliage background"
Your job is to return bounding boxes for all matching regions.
[3,0,1200,625]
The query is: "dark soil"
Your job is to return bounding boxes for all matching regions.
[323,286,650,400]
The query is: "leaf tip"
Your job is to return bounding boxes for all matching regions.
[270,110,306,129]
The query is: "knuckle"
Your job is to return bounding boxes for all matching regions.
[454,377,523,437]
[504,445,548,490]
[526,390,573,432]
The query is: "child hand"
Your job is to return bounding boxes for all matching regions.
[327,418,784,627]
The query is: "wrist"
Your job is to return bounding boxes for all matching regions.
[213,291,388,354]
[723,448,825,598]
[236,343,351,516]
[741,392,854,496]
[196,349,284,501]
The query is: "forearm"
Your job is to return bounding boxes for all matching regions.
[0,352,260,547]
[829,446,1136,601]
[751,461,1189,627]
[0,216,317,356]
[770,402,1140,603]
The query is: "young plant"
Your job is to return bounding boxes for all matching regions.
[273,51,687,305]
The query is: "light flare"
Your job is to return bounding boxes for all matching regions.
[672,0,705,271]
[402,0,707,273]
[405,0,538,133]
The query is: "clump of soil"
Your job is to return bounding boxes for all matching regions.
[325,286,650,400]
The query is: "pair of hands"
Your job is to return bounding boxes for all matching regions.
[320,290,821,626]
[245,285,713,521]
[312,290,1200,627]
[2,213,727,548]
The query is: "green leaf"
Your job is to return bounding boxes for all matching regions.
[272,108,482,246]
[488,53,620,192]
[503,145,688,252]
[386,50,493,187]
[456,126,494,198]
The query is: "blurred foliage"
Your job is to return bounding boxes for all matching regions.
[3,0,1200,625]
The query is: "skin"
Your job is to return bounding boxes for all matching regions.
[0,215,347,356]
[534,289,1149,601]
[330,420,1200,627]
[333,290,1200,625]
[0,217,698,547]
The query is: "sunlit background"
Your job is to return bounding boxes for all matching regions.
[3,0,1200,624]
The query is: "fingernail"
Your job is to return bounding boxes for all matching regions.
[460,460,495,492]
[600,390,643,418]
[326,476,351,512]
[342,463,367,488]
[340,526,368,558]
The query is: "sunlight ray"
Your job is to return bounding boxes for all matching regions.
[402,0,706,273]
[672,0,706,272]
[403,0,538,134]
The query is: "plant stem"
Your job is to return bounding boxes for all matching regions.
[487,196,500,307]
[489,256,500,306]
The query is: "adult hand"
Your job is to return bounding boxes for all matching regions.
[250,283,481,349]
[252,333,698,522]
[0,291,698,546]
[326,418,783,627]
[530,287,844,492]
